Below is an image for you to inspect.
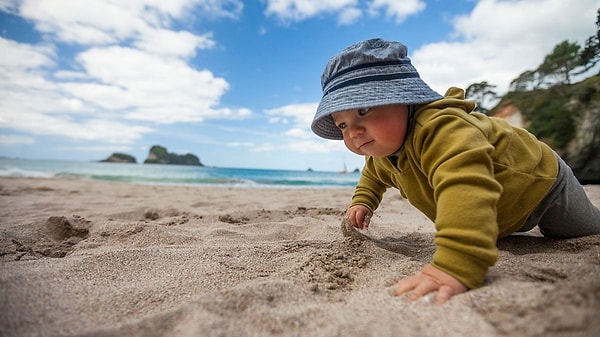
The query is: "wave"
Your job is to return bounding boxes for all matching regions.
[0,166,55,178]
[0,159,359,188]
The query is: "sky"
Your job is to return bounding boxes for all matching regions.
[0,0,598,172]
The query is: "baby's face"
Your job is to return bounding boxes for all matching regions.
[332,105,409,157]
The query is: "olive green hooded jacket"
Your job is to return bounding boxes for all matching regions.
[352,87,558,289]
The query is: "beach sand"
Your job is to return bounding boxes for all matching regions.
[1,177,599,337]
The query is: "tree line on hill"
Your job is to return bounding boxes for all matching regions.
[466,9,599,114]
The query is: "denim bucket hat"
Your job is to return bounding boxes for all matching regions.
[311,38,443,140]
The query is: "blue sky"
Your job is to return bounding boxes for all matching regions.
[0,0,598,172]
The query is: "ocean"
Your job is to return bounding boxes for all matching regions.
[0,158,360,188]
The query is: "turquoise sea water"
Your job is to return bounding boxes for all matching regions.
[0,158,360,188]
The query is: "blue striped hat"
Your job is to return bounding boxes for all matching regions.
[311,38,442,140]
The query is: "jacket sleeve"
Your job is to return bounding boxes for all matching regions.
[415,108,503,289]
[351,157,389,212]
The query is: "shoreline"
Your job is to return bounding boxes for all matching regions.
[1,177,599,337]
[0,158,362,189]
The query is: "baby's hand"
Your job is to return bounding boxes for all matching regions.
[394,264,468,305]
[346,205,372,229]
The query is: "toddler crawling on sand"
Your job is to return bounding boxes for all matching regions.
[311,38,600,304]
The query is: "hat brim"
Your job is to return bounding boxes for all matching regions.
[311,77,442,140]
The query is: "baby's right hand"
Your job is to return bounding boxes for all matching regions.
[346,205,372,229]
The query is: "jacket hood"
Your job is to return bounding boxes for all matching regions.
[420,87,476,113]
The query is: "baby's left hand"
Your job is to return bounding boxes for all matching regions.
[394,264,468,305]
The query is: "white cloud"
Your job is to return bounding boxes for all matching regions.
[0,38,55,70]
[263,102,347,154]
[367,0,426,23]
[133,29,216,58]
[251,142,276,152]
[0,109,153,144]
[225,141,254,147]
[0,38,97,128]
[284,127,313,139]
[264,102,318,128]
[413,0,600,94]
[338,7,362,25]
[264,0,358,22]
[0,134,35,145]
[18,0,241,45]
[20,0,145,45]
[57,46,241,123]
[57,145,135,154]
[286,139,346,153]
[187,0,244,19]
[250,139,341,153]
[0,0,249,147]
[0,0,18,12]
[263,0,427,23]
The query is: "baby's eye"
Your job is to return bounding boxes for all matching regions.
[358,108,371,116]
[336,122,347,130]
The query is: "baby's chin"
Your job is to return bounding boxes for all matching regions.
[348,146,396,157]
[358,149,398,157]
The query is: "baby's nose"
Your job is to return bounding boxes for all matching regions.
[348,124,365,138]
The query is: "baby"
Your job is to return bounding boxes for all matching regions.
[311,38,600,304]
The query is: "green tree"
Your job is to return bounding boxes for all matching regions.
[465,81,498,114]
[537,40,581,85]
[509,70,540,92]
[576,9,600,74]
[508,12,599,91]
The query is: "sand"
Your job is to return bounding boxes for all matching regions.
[1,176,599,337]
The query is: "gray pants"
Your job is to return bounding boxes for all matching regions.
[517,154,600,238]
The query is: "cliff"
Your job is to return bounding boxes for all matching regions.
[144,145,204,166]
[490,75,600,184]
[100,153,137,163]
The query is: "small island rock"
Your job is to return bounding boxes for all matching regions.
[144,145,204,166]
[100,153,137,163]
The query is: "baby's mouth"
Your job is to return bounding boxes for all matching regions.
[359,140,374,149]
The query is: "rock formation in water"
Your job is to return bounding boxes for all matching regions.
[144,145,204,166]
[100,153,137,163]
